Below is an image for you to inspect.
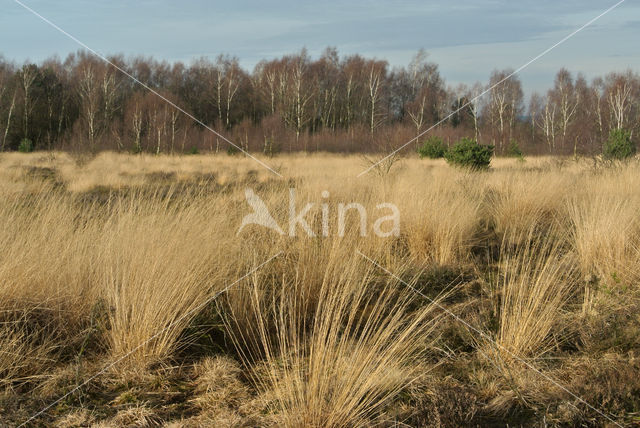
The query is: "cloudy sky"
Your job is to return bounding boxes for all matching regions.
[2,0,639,95]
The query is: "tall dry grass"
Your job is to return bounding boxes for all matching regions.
[98,192,236,366]
[0,152,638,426]
[401,172,484,265]
[225,253,446,427]
[495,226,579,361]
[0,180,253,371]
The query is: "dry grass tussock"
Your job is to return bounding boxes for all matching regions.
[495,224,579,361]
[225,252,448,428]
[0,152,639,426]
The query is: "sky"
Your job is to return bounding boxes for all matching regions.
[2,0,640,96]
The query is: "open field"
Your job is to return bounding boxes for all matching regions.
[1,152,640,427]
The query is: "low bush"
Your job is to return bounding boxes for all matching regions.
[18,138,34,153]
[507,140,524,159]
[444,138,493,169]
[603,128,635,160]
[418,136,447,159]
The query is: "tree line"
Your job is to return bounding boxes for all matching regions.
[0,48,638,155]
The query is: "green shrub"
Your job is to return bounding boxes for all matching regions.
[603,129,635,160]
[187,146,200,155]
[417,136,447,159]
[444,138,494,170]
[18,138,34,153]
[507,139,524,158]
[226,145,240,156]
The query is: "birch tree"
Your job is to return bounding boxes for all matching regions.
[484,70,524,153]
[605,71,638,131]
[366,60,387,135]
[77,64,100,148]
[19,64,39,141]
[548,69,579,150]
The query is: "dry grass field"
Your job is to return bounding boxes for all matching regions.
[1,151,639,427]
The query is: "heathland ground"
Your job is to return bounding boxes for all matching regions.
[1,152,639,427]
